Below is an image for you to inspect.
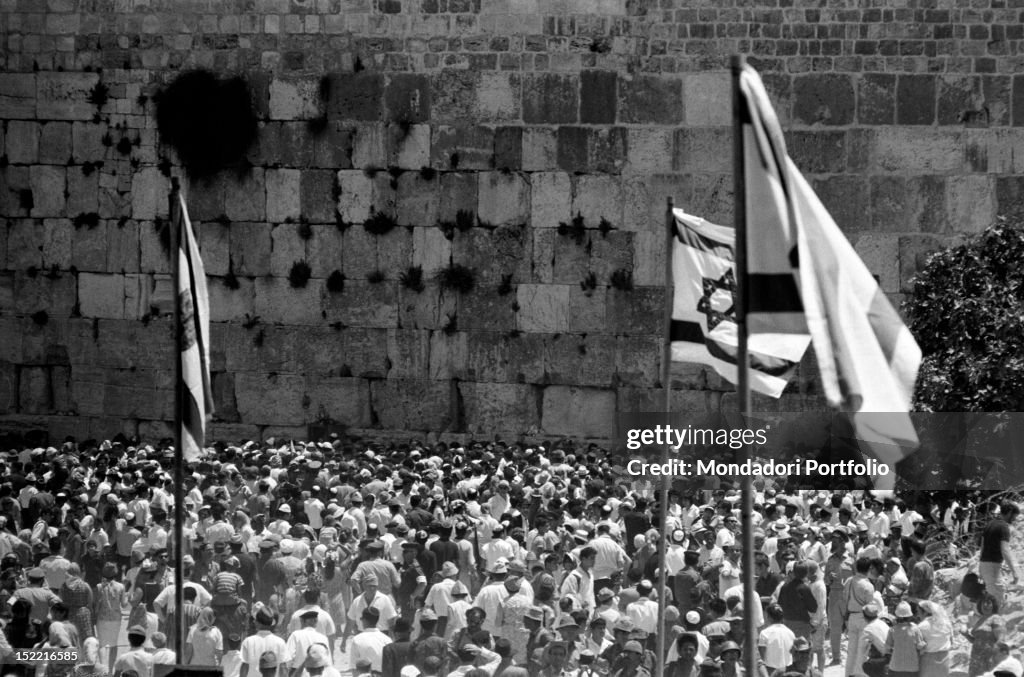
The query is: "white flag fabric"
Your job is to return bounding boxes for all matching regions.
[738,64,922,465]
[177,193,214,462]
[670,210,811,398]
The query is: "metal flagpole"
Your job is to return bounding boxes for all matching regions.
[654,197,675,675]
[169,176,186,663]
[732,54,759,677]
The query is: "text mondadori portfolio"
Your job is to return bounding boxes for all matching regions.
[624,458,891,478]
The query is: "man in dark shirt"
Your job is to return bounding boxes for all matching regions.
[979,501,1020,604]
[777,561,818,641]
[381,618,414,677]
[429,520,459,569]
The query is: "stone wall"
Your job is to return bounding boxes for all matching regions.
[0,0,1021,443]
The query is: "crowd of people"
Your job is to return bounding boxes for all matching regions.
[0,435,1018,677]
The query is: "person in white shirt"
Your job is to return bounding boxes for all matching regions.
[560,547,597,613]
[285,611,329,677]
[758,604,795,671]
[348,607,392,673]
[240,608,291,677]
[589,526,631,590]
[625,579,658,634]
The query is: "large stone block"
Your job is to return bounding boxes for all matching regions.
[946,175,993,234]
[898,234,958,293]
[625,128,674,175]
[207,275,255,322]
[396,172,440,227]
[522,73,579,124]
[197,222,230,276]
[230,222,273,277]
[563,285,607,333]
[0,74,36,118]
[475,72,521,123]
[7,219,43,269]
[580,70,617,124]
[323,280,398,328]
[265,169,302,223]
[632,230,668,287]
[457,287,516,332]
[131,167,168,221]
[106,221,140,274]
[459,382,539,435]
[412,226,451,275]
[521,127,558,171]
[36,72,99,120]
[540,385,616,438]
[683,72,731,126]
[477,171,530,227]
[6,121,40,164]
[850,233,900,293]
[572,175,623,229]
[545,333,616,387]
[30,166,66,217]
[606,287,663,336]
[530,172,571,229]
[335,170,374,225]
[38,122,72,164]
[386,328,431,380]
[268,77,320,120]
[78,272,125,319]
[556,127,628,174]
[311,121,355,169]
[793,74,855,126]
[897,74,936,125]
[269,223,308,277]
[618,75,683,124]
[397,284,456,331]
[430,126,494,171]
[428,330,468,380]
[369,379,453,431]
[787,131,847,175]
[438,172,478,222]
[516,284,570,333]
[672,128,731,174]
[224,169,267,222]
[41,218,71,268]
[0,360,15,414]
[388,123,431,169]
[253,277,322,325]
[14,272,74,318]
[235,372,307,425]
[385,73,431,124]
[343,327,390,378]
[305,376,372,427]
[71,122,106,162]
[858,73,897,125]
[299,169,336,223]
[66,168,99,216]
[327,73,384,121]
[494,127,522,171]
[352,122,386,169]
[615,335,661,387]
[871,128,963,174]
[0,167,32,217]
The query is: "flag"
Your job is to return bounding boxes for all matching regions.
[670,210,811,398]
[176,192,214,461]
[738,64,922,468]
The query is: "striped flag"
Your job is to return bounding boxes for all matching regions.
[738,64,921,469]
[176,192,214,461]
[670,210,811,398]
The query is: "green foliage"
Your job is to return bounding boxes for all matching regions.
[327,270,346,293]
[904,218,1024,411]
[558,213,587,245]
[72,213,100,229]
[288,260,312,288]
[366,269,386,284]
[579,272,597,294]
[436,263,476,294]
[364,209,397,235]
[400,265,425,293]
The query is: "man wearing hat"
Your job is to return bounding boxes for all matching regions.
[349,607,393,674]
[825,526,854,665]
[114,624,155,677]
[345,572,399,646]
[625,579,658,635]
[424,560,460,636]
[13,566,60,622]
[241,607,289,677]
[409,607,447,671]
[589,523,632,594]
[396,540,427,622]
[854,603,888,677]
[285,610,330,677]
[473,559,512,635]
[351,541,401,597]
[613,640,651,677]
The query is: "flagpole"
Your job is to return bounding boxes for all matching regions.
[169,176,186,663]
[732,54,758,677]
[654,196,674,675]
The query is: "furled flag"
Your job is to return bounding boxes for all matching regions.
[670,210,811,398]
[738,64,922,475]
[176,192,214,461]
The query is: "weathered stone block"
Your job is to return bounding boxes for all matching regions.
[438,172,478,223]
[311,121,355,169]
[523,73,579,124]
[0,74,36,118]
[323,280,398,328]
[618,75,683,124]
[130,167,168,221]
[428,330,468,380]
[369,379,452,431]
[343,327,391,378]
[396,172,440,227]
[268,77,320,120]
[327,72,384,121]
[398,284,456,331]
[812,176,870,233]
[871,128,962,174]
[37,72,99,120]
[335,170,374,224]
[386,328,431,380]
[340,226,377,280]
[41,218,71,268]
[388,123,431,169]
[299,169,336,223]
[106,221,139,274]
[0,360,15,414]
[235,372,307,425]
[994,175,1024,222]
[572,175,623,229]
[946,176,994,234]
[615,335,661,387]
[550,231,592,285]
[230,222,272,276]
[530,172,571,229]
[38,122,72,164]
[0,167,31,217]
[207,276,255,322]
[579,70,617,124]
[625,128,674,175]
[431,126,494,171]
[541,385,616,437]
[198,221,230,276]
[897,74,936,125]
[850,233,900,293]
[377,226,413,274]
[672,127,731,174]
[478,171,530,226]
[632,230,667,287]
[494,127,523,172]
[898,234,958,292]
[459,382,539,435]
[138,222,170,274]
[7,219,43,269]
[682,72,731,126]
[557,127,628,174]
[522,127,558,171]
[352,122,386,169]
[606,287,663,335]
[546,333,617,387]
[305,376,372,427]
[224,169,266,222]
[787,131,847,174]
[210,371,239,422]
[457,287,516,332]
[517,284,570,333]
[7,121,40,164]
[793,74,855,126]
[411,227,451,276]
[590,231,633,280]
[265,169,302,223]
[30,166,66,217]
[187,175,227,222]
[869,176,946,233]
[269,223,308,277]
[475,72,521,123]
[385,73,431,123]
[71,122,105,162]
[66,169,99,216]
[531,228,555,284]
[254,277,322,325]
[78,272,125,319]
